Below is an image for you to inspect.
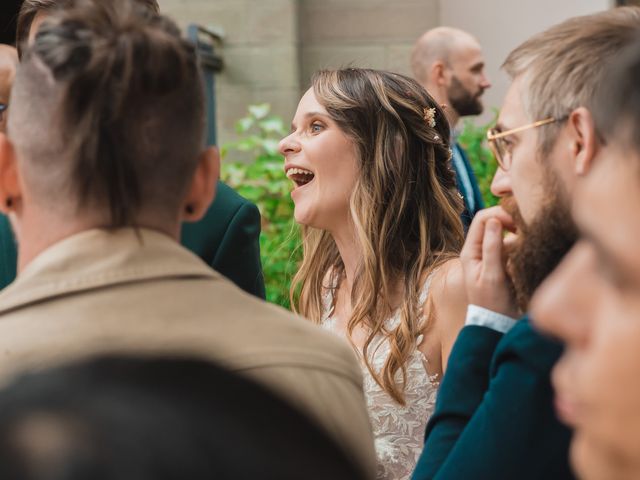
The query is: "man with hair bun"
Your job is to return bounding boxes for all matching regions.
[0,0,266,299]
[0,0,376,475]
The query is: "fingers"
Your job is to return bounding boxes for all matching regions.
[460,206,519,317]
[481,218,504,278]
[461,206,515,263]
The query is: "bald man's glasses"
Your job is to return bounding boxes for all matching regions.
[487,118,558,171]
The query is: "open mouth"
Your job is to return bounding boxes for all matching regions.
[286,167,315,188]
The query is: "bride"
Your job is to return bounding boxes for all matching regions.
[279,68,469,479]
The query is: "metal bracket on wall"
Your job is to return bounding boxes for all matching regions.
[188,24,225,146]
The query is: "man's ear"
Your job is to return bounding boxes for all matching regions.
[432,60,449,88]
[181,146,219,222]
[568,107,598,176]
[0,133,21,214]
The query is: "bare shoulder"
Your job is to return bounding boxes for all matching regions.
[427,258,468,319]
[423,258,468,370]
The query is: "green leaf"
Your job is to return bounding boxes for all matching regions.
[259,117,286,135]
[249,103,270,120]
[222,103,302,309]
[459,114,499,207]
[235,117,254,134]
[262,139,281,156]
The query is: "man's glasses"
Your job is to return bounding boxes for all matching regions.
[487,117,558,171]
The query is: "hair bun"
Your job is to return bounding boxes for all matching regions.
[15,0,205,227]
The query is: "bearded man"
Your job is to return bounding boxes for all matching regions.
[411,27,491,229]
[412,7,640,480]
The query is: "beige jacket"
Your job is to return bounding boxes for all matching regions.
[0,228,376,476]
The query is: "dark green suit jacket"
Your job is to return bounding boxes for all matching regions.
[412,318,574,480]
[0,181,265,299]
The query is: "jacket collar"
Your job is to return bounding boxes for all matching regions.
[0,227,219,314]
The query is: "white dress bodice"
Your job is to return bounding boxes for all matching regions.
[321,280,439,480]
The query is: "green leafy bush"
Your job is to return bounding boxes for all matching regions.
[458,117,499,206]
[221,104,301,309]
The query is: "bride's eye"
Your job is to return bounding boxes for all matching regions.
[310,122,324,134]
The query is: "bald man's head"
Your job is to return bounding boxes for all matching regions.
[0,45,18,133]
[411,27,490,123]
[411,27,479,83]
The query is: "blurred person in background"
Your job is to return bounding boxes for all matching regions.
[411,27,490,229]
[0,0,376,474]
[0,355,366,480]
[0,45,18,286]
[413,7,640,480]
[0,45,17,133]
[0,0,265,298]
[532,35,640,480]
[280,67,468,479]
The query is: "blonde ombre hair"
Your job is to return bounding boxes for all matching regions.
[503,6,640,156]
[291,68,464,404]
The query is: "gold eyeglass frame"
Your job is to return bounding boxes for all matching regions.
[486,117,557,170]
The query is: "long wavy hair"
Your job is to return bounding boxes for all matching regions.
[291,68,464,404]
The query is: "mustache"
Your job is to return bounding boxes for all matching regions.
[499,196,525,232]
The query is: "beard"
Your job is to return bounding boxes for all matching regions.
[447,75,484,117]
[501,173,578,312]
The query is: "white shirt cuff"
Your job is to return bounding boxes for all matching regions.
[465,305,517,333]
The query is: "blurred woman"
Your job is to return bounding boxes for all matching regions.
[280,68,468,479]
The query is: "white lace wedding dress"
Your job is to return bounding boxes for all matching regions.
[321,281,439,480]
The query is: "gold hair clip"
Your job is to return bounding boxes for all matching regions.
[423,107,436,128]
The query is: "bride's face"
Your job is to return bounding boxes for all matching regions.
[279,88,358,231]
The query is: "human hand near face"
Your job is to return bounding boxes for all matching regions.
[460,206,519,318]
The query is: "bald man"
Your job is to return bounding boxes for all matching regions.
[411,27,491,229]
[0,45,17,133]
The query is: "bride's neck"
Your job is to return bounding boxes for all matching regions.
[331,223,359,293]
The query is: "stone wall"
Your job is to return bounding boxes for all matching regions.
[158,0,300,152]
[158,0,613,150]
[299,0,439,83]
[158,0,438,152]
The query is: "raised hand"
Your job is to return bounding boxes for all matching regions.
[460,206,519,318]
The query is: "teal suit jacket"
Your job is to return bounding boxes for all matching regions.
[0,181,265,299]
[453,143,485,230]
[412,318,574,480]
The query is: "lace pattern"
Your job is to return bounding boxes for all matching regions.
[321,281,439,480]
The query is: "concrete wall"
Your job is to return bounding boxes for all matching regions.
[159,0,439,151]
[299,0,439,84]
[440,0,614,123]
[158,0,616,148]
[158,0,300,151]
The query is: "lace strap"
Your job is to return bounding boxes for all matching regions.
[418,270,436,306]
[416,269,440,347]
[321,270,341,321]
